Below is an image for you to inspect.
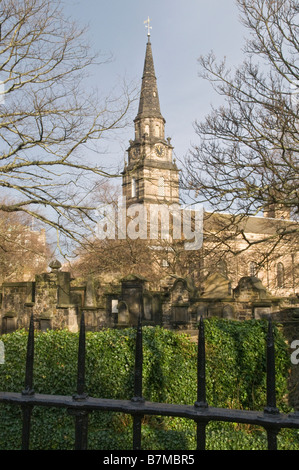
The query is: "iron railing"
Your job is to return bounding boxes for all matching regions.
[0,313,299,450]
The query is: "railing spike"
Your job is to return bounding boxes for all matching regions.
[132,314,144,451]
[194,316,208,451]
[22,314,35,396]
[195,316,208,409]
[21,314,35,450]
[132,314,144,403]
[264,316,279,415]
[74,311,87,400]
[264,316,279,450]
[71,311,89,450]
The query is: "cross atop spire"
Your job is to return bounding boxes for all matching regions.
[144,16,152,37]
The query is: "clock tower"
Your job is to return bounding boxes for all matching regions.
[122,31,179,207]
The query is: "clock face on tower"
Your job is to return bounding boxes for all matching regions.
[155,145,165,157]
[131,147,140,159]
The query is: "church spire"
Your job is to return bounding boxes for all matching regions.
[122,22,179,207]
[135,28,164,122]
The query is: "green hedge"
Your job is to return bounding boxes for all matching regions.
[0,319,297,450]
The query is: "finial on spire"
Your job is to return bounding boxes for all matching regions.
[144,16,152,37]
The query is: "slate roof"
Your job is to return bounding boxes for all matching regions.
[204,210,298,235]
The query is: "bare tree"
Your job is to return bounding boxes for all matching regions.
[182,0,299,257]
[0,205,51,282]
[70,180,204,289]
[0,0,134,252]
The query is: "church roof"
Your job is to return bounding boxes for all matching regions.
[135,38,165,122]
[204,210,297,235]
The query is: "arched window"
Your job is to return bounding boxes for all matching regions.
[131,177,136,198]
[158,176,165,197]
[249,261,258,277]
[277,262,284,288]
[218,259,227,277]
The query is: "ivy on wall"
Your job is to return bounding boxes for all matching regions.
[0,319,296,450]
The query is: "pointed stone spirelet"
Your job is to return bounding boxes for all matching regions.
[135,35,164,121]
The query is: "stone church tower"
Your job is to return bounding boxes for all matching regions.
[122,35,179,207]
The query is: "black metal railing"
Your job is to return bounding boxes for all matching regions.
[0,313,299,450]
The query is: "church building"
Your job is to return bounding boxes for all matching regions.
[120,27,298,300]
[1,25,298,334]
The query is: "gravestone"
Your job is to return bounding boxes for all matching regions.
[234,276,269,301]
[201,272,232,299]
[120,275,147,325]
[117,301,129,324]
[223,304,234,319]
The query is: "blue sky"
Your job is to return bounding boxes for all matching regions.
[65,0,247,171]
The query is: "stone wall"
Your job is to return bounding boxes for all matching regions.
[1,260,299,336]
[1,260,298,413]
